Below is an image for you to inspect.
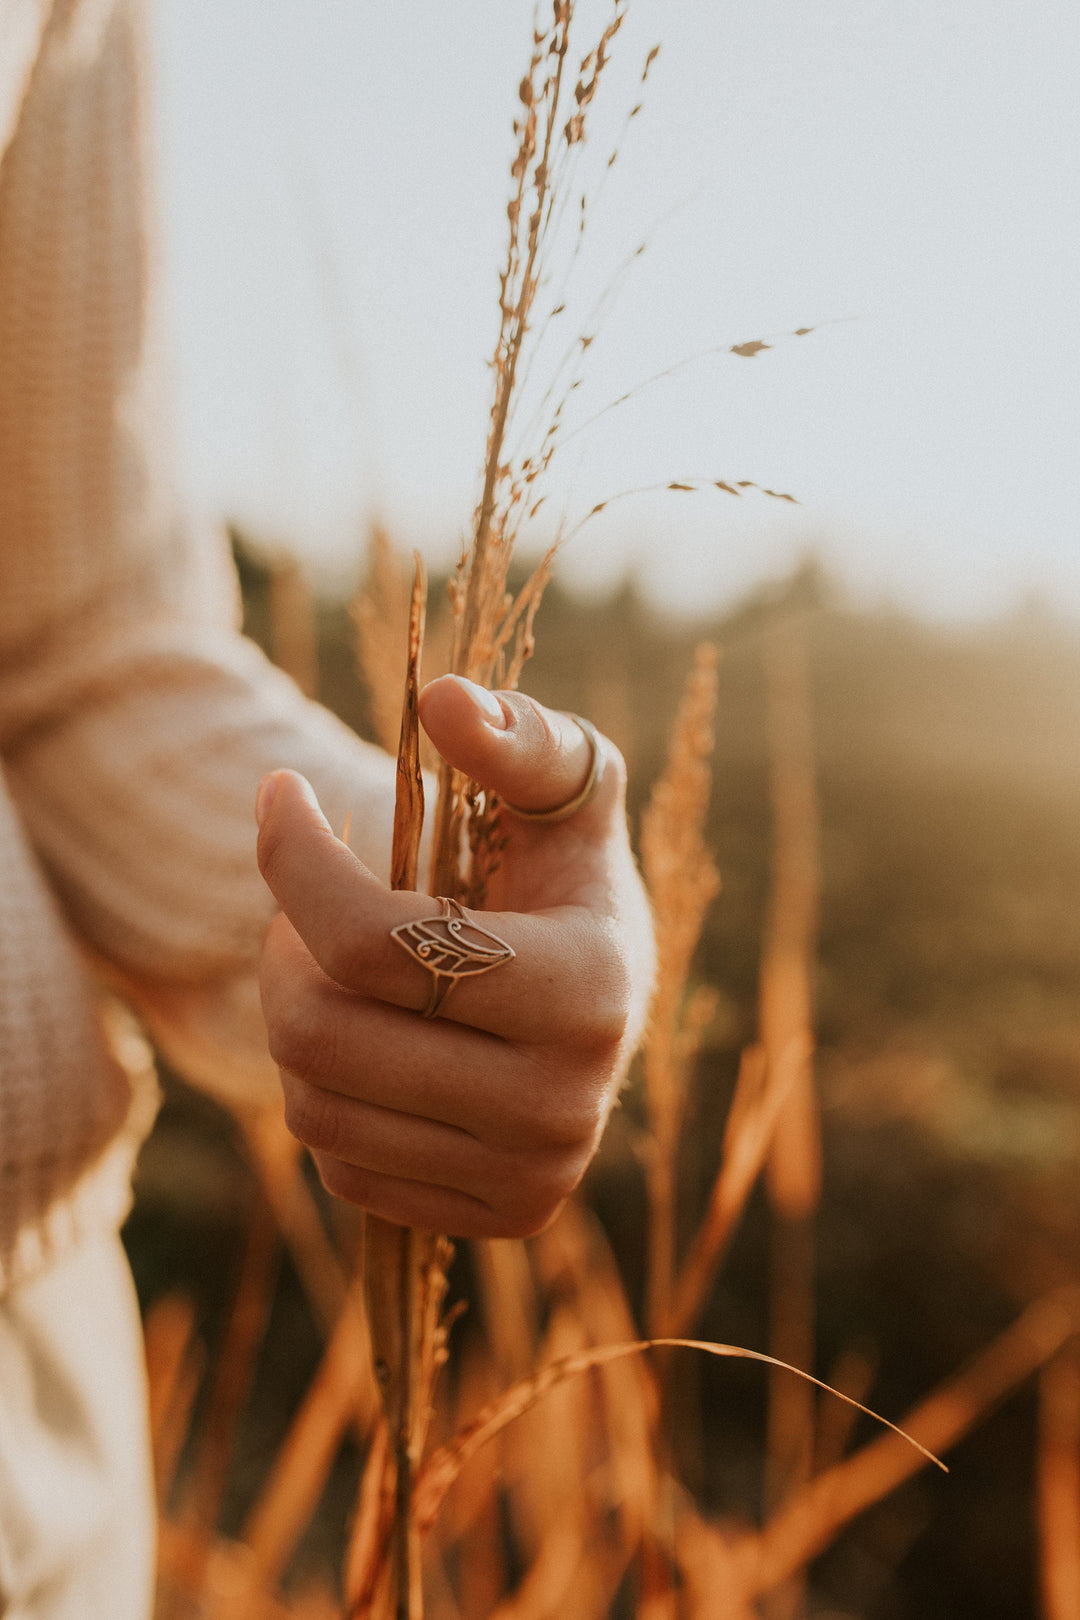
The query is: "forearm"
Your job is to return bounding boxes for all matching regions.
[5,630,397,984]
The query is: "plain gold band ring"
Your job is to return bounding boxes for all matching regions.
[501,715,605,825]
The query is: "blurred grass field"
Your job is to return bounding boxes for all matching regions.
[126,545,1080,1618]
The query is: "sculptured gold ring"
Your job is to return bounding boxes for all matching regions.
[391,898,516,1019]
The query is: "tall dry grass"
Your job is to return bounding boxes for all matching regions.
[141,578,1080,1618]
[127,3,1080,1616]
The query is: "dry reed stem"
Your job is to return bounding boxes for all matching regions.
[533,1204,660,1560]
[414,1337,944,1541]
[487,1208,660,1617]
[495,1300,596,1572]
[390,556,426,893]
[429,0,628,905]
[351,526,453,771]
[735,1288,1080,1601]
[352,525,415,757]
[563,478,799,548]
[557,320,839,455]
[144,1294,203,1510]
[640,644,721,1338]
[1038,1350,1080,1620]
[345,1419,393,1614]
[758,613,821,1620]
[674,1510,761,1620]
[362,557,431,1620]
[664,1037,806,1341]
[761,1217,814,1620]
[268,551,320,699]
[355,8,650,1610]
[493,1305,613,1617]
[442,1340,507,1616]
[233,1289,377,1601]
[813,1345,878,1475]
[487,1521,586,1620]
[241,1111,356,1346]
[760,614,821,1220]
[351,24,607,1593]
[182,1189,281,1580]
[474,1238,541,1384]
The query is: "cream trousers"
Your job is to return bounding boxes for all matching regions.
[0,1232,155,1620]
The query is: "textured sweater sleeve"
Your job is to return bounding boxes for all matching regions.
[0,0,397,994]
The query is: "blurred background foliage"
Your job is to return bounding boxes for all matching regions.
[125,536,1080,1618]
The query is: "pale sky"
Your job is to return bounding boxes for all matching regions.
[152,0,1080,618]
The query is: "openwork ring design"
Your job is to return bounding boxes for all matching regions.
[391,898,515,1019]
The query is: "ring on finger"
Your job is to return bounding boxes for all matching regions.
[501,714,605,824]
[391,897,516,1019]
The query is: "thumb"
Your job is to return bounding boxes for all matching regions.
[255,768,381,944]
[418,676,619,822]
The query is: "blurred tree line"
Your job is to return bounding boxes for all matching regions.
[129,535,1080,1618]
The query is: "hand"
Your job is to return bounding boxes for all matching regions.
[255,675,655,1238]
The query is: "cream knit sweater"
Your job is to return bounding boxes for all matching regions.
[0,0,396,1291]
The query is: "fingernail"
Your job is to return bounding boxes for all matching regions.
[458,677,508,730]
[255,773,279,826]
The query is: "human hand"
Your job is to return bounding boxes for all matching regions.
[255,675,655,1238]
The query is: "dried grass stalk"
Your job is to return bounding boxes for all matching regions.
[143,1293,203,1510]
[639,644,721,1337]
[352,525,452,769]
[428,0,632,904]
[760,612,820,1221]
[813,1344,878,1475]
[354,9,637,1611]
[352,8,666,1611]
[345,1419,393,1614]
[664,1037,806,1340]
[237,1289,377,1600]
[739,1288,1080,1601]
[241,1111,354,1344]
[415,1336,943,1543]
[758,612,821,1620]
[531,1205,663,1610]
[352,524,415,757]
[1038,1349,1080,1620]
[175,1186,281,1595]
[442,1339,507,1616]
[268,551,320,699]
[360,557,438,1620]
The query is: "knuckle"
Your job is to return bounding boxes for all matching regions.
[313,1151,365,1207]
[282,1076,345,1156]
[263,980,340,1083]
[492,1148,585,1239]
[520,1059,608,1155]
[569,930,634,1057]
[526,698,564,762]
[262,978,307,1070]
[531,1085,601,1153]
